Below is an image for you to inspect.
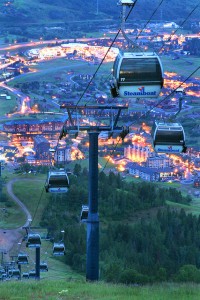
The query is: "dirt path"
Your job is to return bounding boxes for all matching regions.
[0,179,38,260]
[6,179,32,228]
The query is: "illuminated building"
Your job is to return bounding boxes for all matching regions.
[145,155,172,169]
[54,146,71,163]
[124,144,151,162]
[127,162,160,182]
[127,162,173,182]
[34,135,50,160]
[3,119,64,134]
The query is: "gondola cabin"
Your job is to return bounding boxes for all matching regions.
[53,242,66,256]
[1,273,7,281]
[152,121,187,154]
[80,205,89,223]
[0,268,5,275]
[9,269,20,279]
[29,270,36,279]
[111,51,164,98]
[17,253,28,265]
[40,262,48,272]
[26,233,41,248]
[45,170,69,193]
[22,272,29,279]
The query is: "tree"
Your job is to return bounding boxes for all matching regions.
[119,269,150,284]
[73,163,81,176]
[175,265,200,283]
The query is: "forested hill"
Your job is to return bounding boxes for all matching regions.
[1,0,199,25]
[39,166,200,284]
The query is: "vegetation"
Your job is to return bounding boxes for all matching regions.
[0,0,199,26]
[12,175,49,226]
[2,281,200,300]
[34,165,200,284]
[0,178,26,228]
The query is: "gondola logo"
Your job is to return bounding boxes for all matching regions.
[157,146,180,153]
[124,86,157,96]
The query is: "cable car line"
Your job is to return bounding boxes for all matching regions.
[11,2,200,275]
[30,186,45,225]
[134,0,166,43]
[73,3,136,109]
[94,0,168,100]
[101,64,200,170]
[57,0,198,141]
[11,4,200,247]
[100,1,199,95]
[54,2,199,180]
[54,3,137,152]
[107,1,166,99]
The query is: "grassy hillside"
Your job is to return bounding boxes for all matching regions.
[1,281,200,300]
[1,0,199,25]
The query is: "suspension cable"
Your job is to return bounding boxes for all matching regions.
[157,2,200,53]
[101,64,200,172]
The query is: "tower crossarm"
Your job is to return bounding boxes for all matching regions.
[59,105,129,140]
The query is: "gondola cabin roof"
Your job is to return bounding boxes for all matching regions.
[26,233,41,248]
[154,122,183,131]
[112,51,164,98]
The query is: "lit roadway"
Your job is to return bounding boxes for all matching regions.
[0,81,30,114]
[0,37,111,52]
[0,31,199,52]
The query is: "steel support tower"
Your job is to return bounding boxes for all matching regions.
[60,105,129,281]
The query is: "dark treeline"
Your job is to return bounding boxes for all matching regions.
[40,164,200,283]
[1,0,199,26]
[30,0,200,22]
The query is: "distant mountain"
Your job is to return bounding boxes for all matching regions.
[1,0,199,25]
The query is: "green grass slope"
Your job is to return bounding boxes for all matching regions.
[1,281,200,300]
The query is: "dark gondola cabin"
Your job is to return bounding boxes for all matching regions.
[22,272,29,279]
[45,170,69,193]
[80,205,89,223]
[53,243,66,256]
[26,233,41,248]
[9,269,20,279]
[17,253,28,265]
[152,121,187,154]
[29,270,36,279]
[1,273,7,281]
[40,262,48,272]
[111,52,164,98]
